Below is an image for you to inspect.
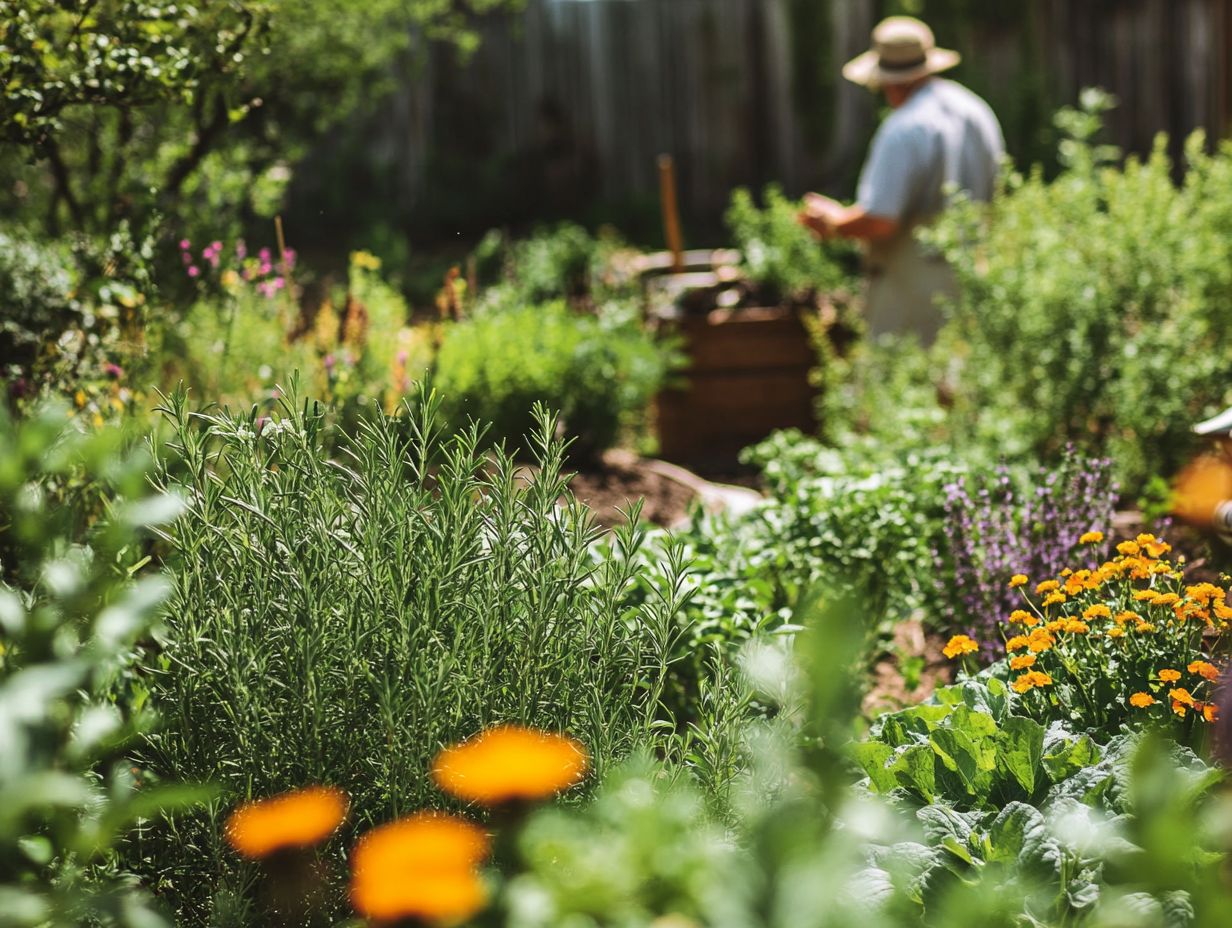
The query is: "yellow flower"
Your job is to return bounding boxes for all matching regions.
[1153,593,1180,607]
[1187,660,1220,682]
[225,786,348,859]
[1008,609,1038,627]
[1133,590,1159,603]
[1129,692,1156,708]
[1009,574,1028,589]
[349,813,489,923]
[1135,622,1157,634]
[1041,592,1066,608]
[1006,635,1029,652]
[1027,629,1056,653]
[1062,619,1090,634]
[1169,687,1196,708]
[432,725,588,805]
[1107,627,1126,639]
[1079,531,1105,545]
[943,635,980,659]
[1082,604,1111,620]
[350,250,383,271]
[1011,671,1053,694]
[74,389,87,408]
[1113,611,1137,626]
[1158,669,1181,683]
[1009,654,1037,671]
[1034,580,1060,595]
[1117,540,1141,556]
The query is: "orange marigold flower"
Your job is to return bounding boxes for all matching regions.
[1009,654,1037,670]
[1129,692,1156,708]
[1060,568,1074,577]
[1215,602,1232,622]
[1062,620,1090,634]
[1082,604,1111,620]
[1113,611,1138,626]
[1158,669,1182,683]
[1135,622,1157,634]
[1008,609,1038,627]
[1172,700,1189,717]
[432,725,588,805]
[1133,590,1158,602]
[1006,635,1029,652]
[1168,687,1195,707]
[350,813,489,923]
[1117,541,1141,556]
[1185,582,1223,603]
[1138,536,1171,558]
[1187,660,1220,681]
[1107,627,1126,639]
[1201,702,1220,723]
[225,786,348,859]
[943,634,980,659]
[1044,619,1066,633]
[1079,531,1105,545]
[1041,592,1066,608]
[1011,671,1053,694]
[1034,580,1060,595]
[1009,574,1028,588]
[1027,629,1056,653]
[1153,593,1180,607]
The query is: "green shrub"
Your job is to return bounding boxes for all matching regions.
[933,92,1232,495]
[724,184,858,302]
[433,301,675,459]
[134,390,689,925]
[0,404,199,928]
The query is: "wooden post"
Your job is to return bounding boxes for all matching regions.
[657,154,685,273]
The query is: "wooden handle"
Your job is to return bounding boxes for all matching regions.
[658,154,684,273]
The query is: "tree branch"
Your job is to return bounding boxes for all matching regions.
[44,137,86,231]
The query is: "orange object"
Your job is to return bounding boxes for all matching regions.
[432,724,588,805]
[1172,454,1232,526]
[350,813,489,922]
[225,786,348,859]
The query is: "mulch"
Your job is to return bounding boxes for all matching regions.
[566,450,701,529]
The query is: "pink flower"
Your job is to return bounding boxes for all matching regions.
[397,350,409,365]
[259,261,273,276]
[271,276,285,290]
[323,354,336,371]
[283,248,297,269]
[187,266,200,278]
[103,363,124,379]
[236,240,247,260]
[179,239,191,250]
[210,240,222,253]
[258,247,271,262]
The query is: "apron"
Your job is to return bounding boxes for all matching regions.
[864,230,958,348]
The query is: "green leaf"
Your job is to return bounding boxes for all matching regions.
[853,741,897,793]
[995,715,1045,796]
[891,744,937,802]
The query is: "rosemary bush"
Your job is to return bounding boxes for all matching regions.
[136,388,690,925]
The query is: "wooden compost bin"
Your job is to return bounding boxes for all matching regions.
[655,305,818,469]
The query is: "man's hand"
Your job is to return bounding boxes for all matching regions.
[797,193,845,240]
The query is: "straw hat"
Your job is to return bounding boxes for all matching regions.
[842,17,961,89]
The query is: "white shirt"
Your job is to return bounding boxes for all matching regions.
[856,79,1005,224]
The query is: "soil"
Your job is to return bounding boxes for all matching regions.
[862,618,954,718]
[567,450,700,529]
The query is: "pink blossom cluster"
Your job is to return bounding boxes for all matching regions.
[178,237,297,300]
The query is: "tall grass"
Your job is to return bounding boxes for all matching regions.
[133,386,690,925]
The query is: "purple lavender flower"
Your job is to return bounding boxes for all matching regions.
[933,447,1118,656]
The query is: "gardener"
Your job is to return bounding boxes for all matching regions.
[799,16,1004,346]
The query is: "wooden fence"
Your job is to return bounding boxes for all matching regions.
[373,0,1231,232]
